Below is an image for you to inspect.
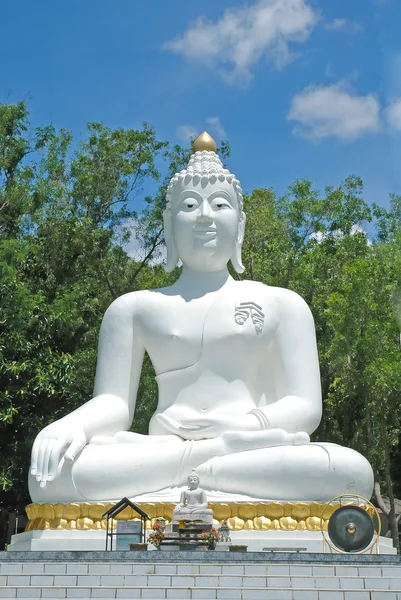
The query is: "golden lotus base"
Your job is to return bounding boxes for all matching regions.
[25,501,375,533]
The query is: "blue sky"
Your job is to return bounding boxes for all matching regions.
[1,0,401,210]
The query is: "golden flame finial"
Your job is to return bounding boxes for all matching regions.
[193,131,217,153]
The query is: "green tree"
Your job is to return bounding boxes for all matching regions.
[0,102,174,524]
[242,181,401,550]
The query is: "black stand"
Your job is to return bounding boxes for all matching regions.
[103,498,150,551]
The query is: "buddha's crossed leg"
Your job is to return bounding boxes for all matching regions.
[28,429,373,503]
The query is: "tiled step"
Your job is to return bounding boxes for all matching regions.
[1,563,401,577]
[1,574,401,588]
[1,557,401,600]
[1,588,401,600]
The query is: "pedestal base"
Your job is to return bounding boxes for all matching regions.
[7,529,397,554]
[7,529,107,552]
[172,511,214,525]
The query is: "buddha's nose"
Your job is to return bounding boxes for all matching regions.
[198,200,213,221]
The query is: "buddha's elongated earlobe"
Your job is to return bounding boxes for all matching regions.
[163,209,179,273]
[231,212,246,274]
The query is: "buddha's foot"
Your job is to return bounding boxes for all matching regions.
[220,428,309,454]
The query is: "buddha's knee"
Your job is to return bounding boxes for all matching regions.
[316,443,374,501]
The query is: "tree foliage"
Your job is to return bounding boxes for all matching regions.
[0,103,173,515]
[241,185,401,550]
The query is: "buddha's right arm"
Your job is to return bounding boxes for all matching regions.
[31,293,145,486]
[85,292,145,431]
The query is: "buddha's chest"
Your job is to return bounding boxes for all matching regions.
[137,287,278,374]
[184,490,202,506]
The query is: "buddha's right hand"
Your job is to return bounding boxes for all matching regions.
[30,421,87,488]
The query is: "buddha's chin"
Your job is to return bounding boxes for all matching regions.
[192,244,229,263]
[183,251,230,273]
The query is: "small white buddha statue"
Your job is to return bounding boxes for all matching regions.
[172,472,213,523]
[29,132,374,504]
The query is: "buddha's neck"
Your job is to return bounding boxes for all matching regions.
[177,266,233,295]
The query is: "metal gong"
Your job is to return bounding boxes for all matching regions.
[328,505,375,553]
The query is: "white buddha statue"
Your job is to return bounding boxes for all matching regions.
[172,472,213,523]
[29,132,373,504]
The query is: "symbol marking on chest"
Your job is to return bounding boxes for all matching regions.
[235,301,265,334]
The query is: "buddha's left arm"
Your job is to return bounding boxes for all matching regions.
[200,490,208,506]
[254,289,322,435]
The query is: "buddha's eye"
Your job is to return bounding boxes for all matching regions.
[211,197,231,210]
[182,198,199,210]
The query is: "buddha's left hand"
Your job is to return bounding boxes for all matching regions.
[157,412,260,439]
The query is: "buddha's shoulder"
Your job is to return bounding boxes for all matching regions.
[104,289,156,317]
[238,279,304,299]
[238,280,311,310]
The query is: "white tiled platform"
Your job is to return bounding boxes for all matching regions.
[7,531,398,554]
[0,552,400,599]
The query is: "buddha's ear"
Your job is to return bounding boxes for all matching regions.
[163,209,179,273]
[231,211,246,274]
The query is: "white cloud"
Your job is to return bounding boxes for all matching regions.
[324,63,337,79]
[288,82,381,142]
[350,224,372,246]
[176,125,199,143]
[310,231,325,243]
[206,116,227,138]
[310,225,371,245]
[324,18,362,33]
[385,99,401,131]
[164,0,318,85]
[325,18,348,30]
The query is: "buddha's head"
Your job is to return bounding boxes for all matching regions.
[163,132,246,274]
[187,473,200,490]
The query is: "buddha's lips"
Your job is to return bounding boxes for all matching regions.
[193,227,217,236]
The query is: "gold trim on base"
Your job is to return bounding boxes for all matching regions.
[24,501,375,532]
